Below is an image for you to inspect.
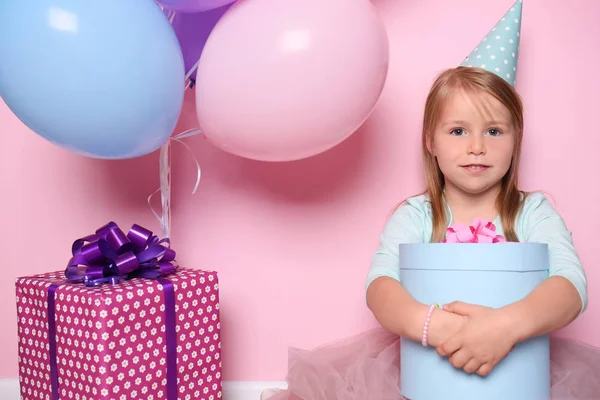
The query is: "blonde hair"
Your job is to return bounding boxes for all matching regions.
[404,66,527,242]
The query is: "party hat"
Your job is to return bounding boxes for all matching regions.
[461,0,522,86]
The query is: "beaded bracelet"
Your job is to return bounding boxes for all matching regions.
[421,303,439,346]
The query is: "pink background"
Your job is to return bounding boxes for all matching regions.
[1,0,599,381]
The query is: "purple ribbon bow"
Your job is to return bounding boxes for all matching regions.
[65,221,177,286]
[49,221,179,400]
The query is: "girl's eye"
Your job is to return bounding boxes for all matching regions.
[450,128,465,136]
[487,128,501,136]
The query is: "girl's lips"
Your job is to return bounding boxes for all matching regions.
[461,164,490,173]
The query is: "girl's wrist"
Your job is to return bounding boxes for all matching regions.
[420,303,439,346]
[497,303,530,344]
[408,302,457,346]
[406,302,436,343]
[421,306,447,347]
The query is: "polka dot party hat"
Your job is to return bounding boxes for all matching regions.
[461,0,522,86]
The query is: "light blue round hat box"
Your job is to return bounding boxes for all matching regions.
[399,243,550,400]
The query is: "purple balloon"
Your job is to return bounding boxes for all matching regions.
[160,0,235,13]
[171,4,232,81]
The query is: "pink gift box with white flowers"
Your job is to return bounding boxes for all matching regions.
[16,265,221,400]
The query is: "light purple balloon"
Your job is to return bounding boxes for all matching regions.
[171,3,232,81]
[159,0,235,13]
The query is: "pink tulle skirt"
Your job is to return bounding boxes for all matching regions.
[260,328,600,400]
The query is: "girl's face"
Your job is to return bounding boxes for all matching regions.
[427,88,516,198]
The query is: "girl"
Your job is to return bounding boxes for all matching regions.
[261,67,600,400]
[365,66,588,377]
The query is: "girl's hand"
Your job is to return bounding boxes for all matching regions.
[435,301,518,376]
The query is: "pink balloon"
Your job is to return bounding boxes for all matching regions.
[194,0,389,161]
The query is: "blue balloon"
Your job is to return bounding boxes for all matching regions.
[0,0,185,159]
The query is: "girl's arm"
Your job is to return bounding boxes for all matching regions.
[501,276,581,343]
[501,192,587,341]
[367,276,467,346]
[365,197,467,346]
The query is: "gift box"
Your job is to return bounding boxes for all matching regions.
[15,222,222,400]
[398,221,550,400]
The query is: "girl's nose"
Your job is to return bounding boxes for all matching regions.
[467,134,486,155]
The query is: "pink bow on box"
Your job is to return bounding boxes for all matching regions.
[441,218,506,243]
